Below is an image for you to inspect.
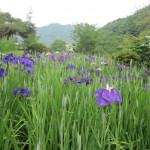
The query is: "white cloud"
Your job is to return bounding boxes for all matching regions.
[0,0,149,27]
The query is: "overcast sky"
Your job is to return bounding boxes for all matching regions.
[0,0,150,27]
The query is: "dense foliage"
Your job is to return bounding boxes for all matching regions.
[51,39,67,52]
[0,12,36,39]
[27,42,50,53]
[112,49,140,65]
[72,23,98,53]
[0,51,150,149]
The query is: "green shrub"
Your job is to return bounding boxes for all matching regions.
[0,37,18,53]
[134,36,150,68]
[27,42,50,53]
[112,49,140,65]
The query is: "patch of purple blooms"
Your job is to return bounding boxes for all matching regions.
[66,64,76,70]
[64,76,77,84]
[95,83,122,106]
[145,70,150,75]
[13,87,31,97]
[2,53,19,64]
[0,68,5,77]
[19,53,35,73]
[47,52,56,61]
[116,64,124,71]
[58,52,71,62]
[64,76,93,85]
[2,53,35,73]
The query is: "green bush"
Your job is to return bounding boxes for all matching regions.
[134,36,150,68]
[27,42,50,53]
[112,49,140,65]
[0,37,18,53]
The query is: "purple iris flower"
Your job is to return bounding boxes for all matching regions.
[25,65,34,73]
[64,76,73,84]
[19,53,35,73]
[2,53,14,63]
[95,83,122,106]
[2,53,19,64]
[77,77,93,84]
[100,76,106,82]
[117,64,124,71]
[87,68,94,73]
[0,68,5,77]
[47,53,56,61]
[85,77,93,85]
[77,78,85,83]
[58,55,65,62]
[73,77,77,84]
[145,70,150,75]
[85,55,95,61]
[101,61,108,66]
[95,67,102,71]
[13,87,31,97]
[64,76,77,84]
[19,53,34,65]
[66,64,76,70]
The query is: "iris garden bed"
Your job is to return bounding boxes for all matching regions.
[0,52,150,150]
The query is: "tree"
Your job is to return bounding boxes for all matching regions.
[134,35,150,67]
[51,39,66,52]
[72,23,98,53]
[28,42,50,53]
[0,12,36,40]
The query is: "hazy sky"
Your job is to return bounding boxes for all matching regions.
[0,0,150,27]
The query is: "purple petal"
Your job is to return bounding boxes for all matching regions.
[114,90,122,103]
[0,68,5,77]
[94,88,105,97]
[102,89,122,103]
[102,90,116,102]
[96,96,110,106]
[73,77,77,84]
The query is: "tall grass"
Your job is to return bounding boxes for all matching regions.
[0,37,18,54]
[0,53,150,150]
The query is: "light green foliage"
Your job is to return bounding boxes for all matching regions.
[0,37,18,53]
[28,42,50,53]
[0,12,36,39]
[112,49,140,65]
[96,5,150,53]
[51,39,67,52]
[0,53,150,149]
[134,36,150,67]
[72,23,99,53]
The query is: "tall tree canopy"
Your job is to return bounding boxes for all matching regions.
[72,23,98,53]
[0,12,36,39]
[51,39,67,52]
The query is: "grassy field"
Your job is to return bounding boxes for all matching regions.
[0,52,150,150]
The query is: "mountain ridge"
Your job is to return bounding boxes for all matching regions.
[36,23,74,46]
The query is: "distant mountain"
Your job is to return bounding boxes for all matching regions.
[36,23,74,46]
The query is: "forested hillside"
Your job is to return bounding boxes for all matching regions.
[97,5,150,53]
[36,23,74,46]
